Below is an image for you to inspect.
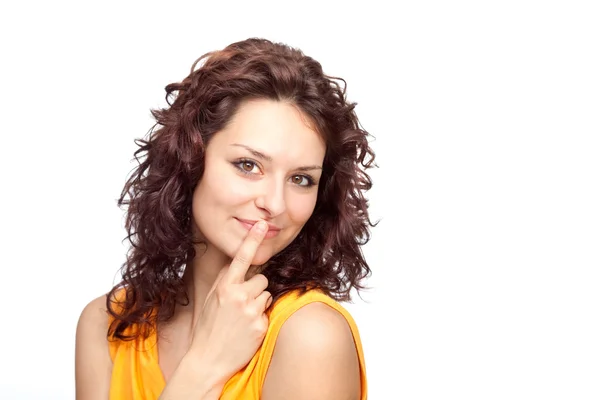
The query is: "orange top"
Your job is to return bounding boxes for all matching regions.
[108,289,367,399]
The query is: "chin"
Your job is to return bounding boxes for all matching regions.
[222,243,274,266]
[250,248,275,266]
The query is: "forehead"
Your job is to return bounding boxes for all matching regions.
[211,99,326,161]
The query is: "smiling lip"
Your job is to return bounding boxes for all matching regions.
[235,218,281,238]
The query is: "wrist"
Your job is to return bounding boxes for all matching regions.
[180,349,227,395]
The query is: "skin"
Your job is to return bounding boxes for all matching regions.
[75,98,361,399]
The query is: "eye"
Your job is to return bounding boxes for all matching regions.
[290,175,316,187]
[240,161,255,172]
[233,159,261,175]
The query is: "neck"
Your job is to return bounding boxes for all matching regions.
[182,243,231,331]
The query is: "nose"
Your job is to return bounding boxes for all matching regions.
[254,177,286,217]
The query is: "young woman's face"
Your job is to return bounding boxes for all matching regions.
[191,98,326,266]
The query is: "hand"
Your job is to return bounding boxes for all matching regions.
[188,220,272,383]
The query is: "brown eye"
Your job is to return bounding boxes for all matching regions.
[233,160,260,174]
[242,161,254,172]
[290,175,314,187]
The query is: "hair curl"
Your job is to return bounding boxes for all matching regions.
[107,38,376,341]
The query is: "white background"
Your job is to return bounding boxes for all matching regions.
[1,1,599,399]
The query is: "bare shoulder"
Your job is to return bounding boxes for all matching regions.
[262,302,362,400]
[76,294,111,351]
[77,294,109,334]
[277,302,356,350]
[75,294,112,400]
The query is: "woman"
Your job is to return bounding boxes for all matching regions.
[75,37,376,400]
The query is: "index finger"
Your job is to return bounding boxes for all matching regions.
[226,220,268,283]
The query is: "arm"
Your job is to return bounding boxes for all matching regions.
[157,350,226,400]
[75,295,112,400]
[261,302,362,400]
[161,220,272,399]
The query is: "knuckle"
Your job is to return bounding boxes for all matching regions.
[215,285,227,299]
[256,274,268,286]
[216,284,240,301]
[233,290,249,304]
[244,303,258,317]
[264,292,273,308]
[215,292,228,307]
[234,253,250,266]
[256,317,268,334]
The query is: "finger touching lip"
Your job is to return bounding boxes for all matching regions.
[235,218,281,238]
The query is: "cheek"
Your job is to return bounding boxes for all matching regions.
[198,164,253,207]
[286,193,318,224]
[225,179,255,202]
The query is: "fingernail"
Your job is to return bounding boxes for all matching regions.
[256,221,268,233]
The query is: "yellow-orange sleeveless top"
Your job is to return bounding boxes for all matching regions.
[108,289,368,399]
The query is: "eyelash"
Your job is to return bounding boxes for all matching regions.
[231,158,317,187]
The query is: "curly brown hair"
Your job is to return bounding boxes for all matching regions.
[107,38,376,341]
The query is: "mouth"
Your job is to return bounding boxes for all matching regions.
[235,218,281,239]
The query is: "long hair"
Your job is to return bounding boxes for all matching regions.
[107,38,376,341]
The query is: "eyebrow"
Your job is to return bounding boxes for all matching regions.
[231,143,322,171]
